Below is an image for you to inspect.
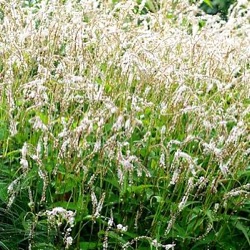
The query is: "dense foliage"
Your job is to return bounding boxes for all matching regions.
[137,0,237,19]
[0,0,249,249]
[197,0,237,19]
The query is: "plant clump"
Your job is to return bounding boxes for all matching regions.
[0,0,249,249]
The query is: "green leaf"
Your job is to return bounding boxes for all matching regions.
[104,177,120,189]
[203,0,213,8]
[146,0,157,12]
[108,231,127,244]
[204,209,214,223]
[150,195,163,205]
[172,223,187,239]
[0,181,8,202]
[0,241,9,250]
[0,121,9,141]
[180,201,201,210]
[32,243,58,250]
[187,217,203,234]
[127,185,153,193]
[235,220,250,245]
[51,201,82,211]
[80,242,98,249]
[55,174,79,194]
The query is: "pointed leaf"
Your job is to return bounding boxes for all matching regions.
[235,220,250,245]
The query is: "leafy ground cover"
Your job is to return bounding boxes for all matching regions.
[0,0,249,249]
